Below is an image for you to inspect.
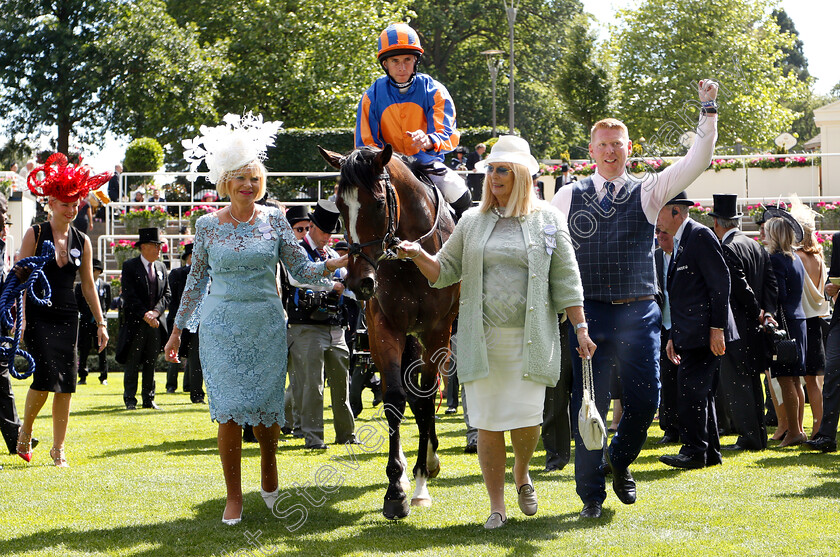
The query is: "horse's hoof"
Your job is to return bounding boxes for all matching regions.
[383,499,411,520]
[411,497,431,507]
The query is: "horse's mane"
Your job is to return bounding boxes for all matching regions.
[338,147,440,198]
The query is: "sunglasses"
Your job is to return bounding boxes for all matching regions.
[293,225,310,233]
[486,165,512,176]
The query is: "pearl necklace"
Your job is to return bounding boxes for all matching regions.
[492,206,508,218]
[230,205,256,225]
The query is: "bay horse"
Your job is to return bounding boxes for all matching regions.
[319,144,459,520]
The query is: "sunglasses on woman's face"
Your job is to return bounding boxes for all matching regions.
[486,165,512,176]
[293,225,310,233]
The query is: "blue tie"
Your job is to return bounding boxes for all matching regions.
[600,181,615,212]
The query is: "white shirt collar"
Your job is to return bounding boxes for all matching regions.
[140,254,154,269]
[593,170,631,193]
[673,217,691,244]
[722,228,738,243]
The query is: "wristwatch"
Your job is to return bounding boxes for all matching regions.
[575,322,589,331]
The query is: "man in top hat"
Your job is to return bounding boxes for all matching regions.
[116,227,171,410]
[76,258,112,385]
[286,205,311,242]
[710,194,778,451]
[165,243,204,403]
[656,193,734,469]
[286,200,356,448]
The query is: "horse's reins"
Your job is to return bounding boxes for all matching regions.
[346,167,443,270]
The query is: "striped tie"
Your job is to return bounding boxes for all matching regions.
[600,181,615,212]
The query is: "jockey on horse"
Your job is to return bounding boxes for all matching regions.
[355,23,473,221]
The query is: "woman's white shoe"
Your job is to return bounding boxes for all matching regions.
[261,488,280,510]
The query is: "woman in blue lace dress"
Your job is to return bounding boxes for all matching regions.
[165,117,344,525]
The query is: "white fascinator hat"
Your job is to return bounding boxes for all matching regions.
[182,112,283,184]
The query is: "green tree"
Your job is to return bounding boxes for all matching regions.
[554,13,611,133]
[166,0,412,129]
[0,0,219,158]
[772,8,810,83]
[409,0,589,158]
[611,0,810,154]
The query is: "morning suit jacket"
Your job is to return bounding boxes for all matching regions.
[667,218,734,350]
[655,247,668,314]
[166,264,192,356]
[721,230,778,372]
[115,256,170,363]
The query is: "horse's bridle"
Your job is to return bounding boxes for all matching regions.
[345,167,443,270]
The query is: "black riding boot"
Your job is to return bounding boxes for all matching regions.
[450,190,472,222]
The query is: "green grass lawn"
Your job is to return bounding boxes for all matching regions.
[1,374,839,557]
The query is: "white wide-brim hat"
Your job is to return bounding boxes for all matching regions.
[475,135,539,176]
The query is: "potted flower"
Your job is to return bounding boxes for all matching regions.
[815,201,840,231]
[688,202,714,227]
[120,206,169,234]
[817,230,833,267]
[111,239,140,268]
[572,162,597,177]
[185,204,218,232]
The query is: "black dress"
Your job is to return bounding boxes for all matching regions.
[24,222,86,393]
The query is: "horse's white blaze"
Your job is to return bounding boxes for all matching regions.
[343,188,361,244]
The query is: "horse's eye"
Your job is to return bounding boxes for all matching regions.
[376,198,386,208]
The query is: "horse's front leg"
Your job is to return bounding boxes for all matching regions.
[408,335,446,508]
[369,305,410,520]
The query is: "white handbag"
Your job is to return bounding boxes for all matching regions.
[578,357,607,451]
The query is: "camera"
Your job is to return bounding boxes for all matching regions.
[299,289,342,320]
[763,322,788,341]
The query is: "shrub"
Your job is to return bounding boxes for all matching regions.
[124,138,164,173]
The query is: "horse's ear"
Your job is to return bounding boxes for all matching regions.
[318,146,343,170]
[375,144,393,170]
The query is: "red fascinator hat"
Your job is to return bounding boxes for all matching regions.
[27,153,113,203]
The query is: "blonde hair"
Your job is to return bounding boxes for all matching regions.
[216,160,267,200]
[765,217,795,258]
[799,224,823,257]
[591,118,628,142]
[478,162,541,217]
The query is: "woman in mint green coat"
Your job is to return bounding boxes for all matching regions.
[398,136,596,529]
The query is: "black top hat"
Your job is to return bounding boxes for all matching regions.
[560,163,569,173]
[333,240,349,252]
[135,227,165,247]
[665,191,694,206]
[181,242,194,260]
[764,207,804,243]
[309,199,341,234]
[286,205,311,226]
[92,258,103,271]
[708,193,743,220]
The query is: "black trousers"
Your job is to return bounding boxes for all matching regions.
[0,362,21,454]
[719,341,767,449]
[123,323,160,407]
[817,312,840,439]
[659,329,679,439]
[676,346,722,464]
[78,320,107,381]
[542,322,573,469]
[187,332,204,402]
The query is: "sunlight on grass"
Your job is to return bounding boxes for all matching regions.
[1,374,839,556]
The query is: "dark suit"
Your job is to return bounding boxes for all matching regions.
[465,150,483,198]
[815,232,840,442]
[655,247,679,441]
[0,247,23,454]
[75,279,112,382]
[668,219,732,464]
[117,255,170,407]
[108,172,120,203]
[166,265,191,392]
[718,229,778,449]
